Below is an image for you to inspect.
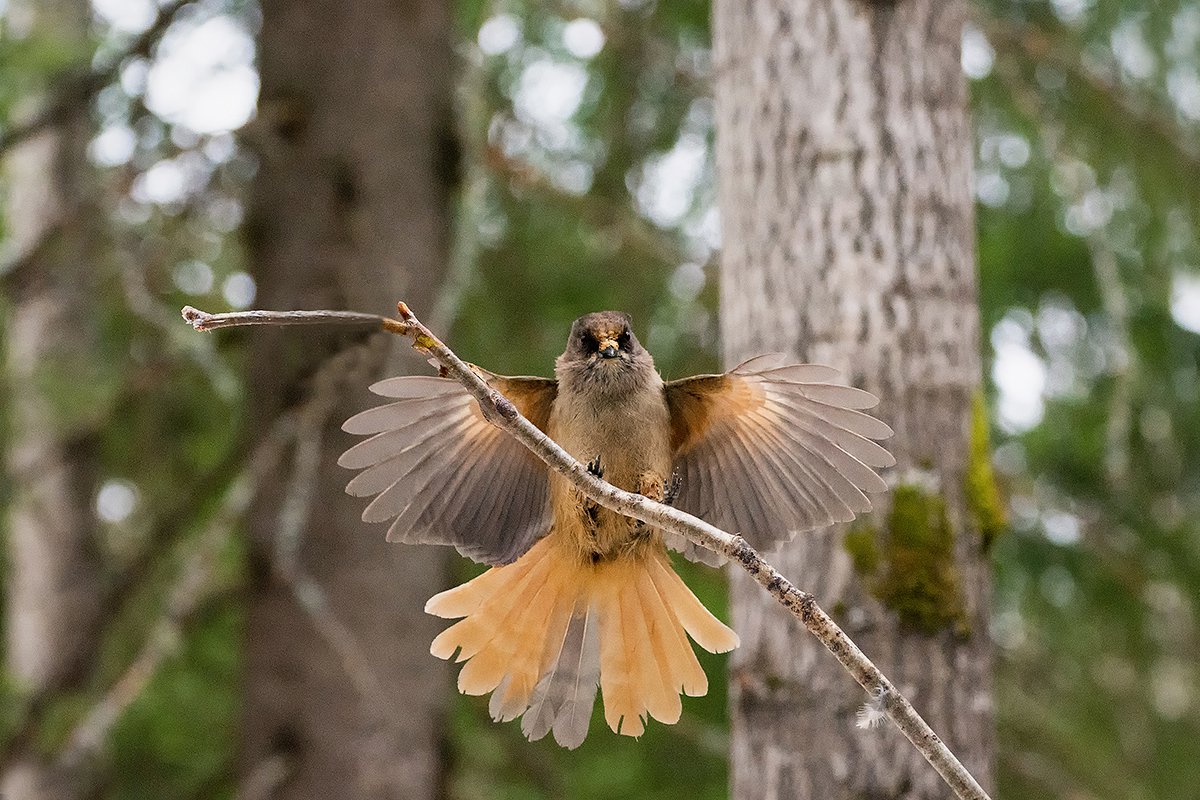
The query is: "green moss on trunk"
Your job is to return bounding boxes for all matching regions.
[966,393,1007,550]
[843,524,881,576]
[843,483,968,636]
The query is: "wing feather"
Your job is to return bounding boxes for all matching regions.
[664,359,893,555]
[362,427,472,523]
[757,403,879,505]
[780,414,888,496]
[725,424,792,533]
[738,408,845,523]
[338,402,465,471]
[746,413,849,526]
[770,398,895,470]
[660,459,728,567]
[341,394,465,435]
[341,370,558,565]
[368,374,464,398]
[793,382,880,409]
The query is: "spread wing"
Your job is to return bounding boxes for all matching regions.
[339,368,557,566]
[664,354,894,563]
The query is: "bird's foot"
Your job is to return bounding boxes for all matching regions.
[663,470,681,506]
[578,456,604,529]
[586,455,604,480]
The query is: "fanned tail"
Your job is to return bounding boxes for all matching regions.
[425,537,738,747]
[596,549,738,738]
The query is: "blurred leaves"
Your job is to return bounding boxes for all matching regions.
[971,3,1200,798]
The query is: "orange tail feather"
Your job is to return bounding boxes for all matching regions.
[425,537,737,747]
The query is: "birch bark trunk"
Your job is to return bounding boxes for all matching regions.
[2,0,103,797]
[713,2,995,797]
[239,1,454,797]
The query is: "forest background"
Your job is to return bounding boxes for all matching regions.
[1,0,1198,799]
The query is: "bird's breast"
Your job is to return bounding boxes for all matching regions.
[548,387,672,490]
[545,384,674,561]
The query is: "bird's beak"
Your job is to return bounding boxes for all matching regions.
[598,339,619,359]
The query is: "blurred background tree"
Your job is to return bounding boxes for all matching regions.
[235,1,452,797]
[0,0,1196,799]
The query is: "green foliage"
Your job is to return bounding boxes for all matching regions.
[879,485,967,635]
[970,3,1200,796]
[106,602,242,800]
[34,691,94,754]
[0,27,90,123]
[30,355,125,436]
[0,671,25,741]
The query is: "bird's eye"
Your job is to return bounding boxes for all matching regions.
[579,333,596,352]
[617,330,631,350]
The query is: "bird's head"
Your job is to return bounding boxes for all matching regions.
[556,311,655,396]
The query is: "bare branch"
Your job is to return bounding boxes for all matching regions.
[180,303,992,800]
[182,305,407,334]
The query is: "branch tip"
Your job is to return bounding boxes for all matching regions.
[181,305,210,330]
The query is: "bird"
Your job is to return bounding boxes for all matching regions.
[338,311,894,748]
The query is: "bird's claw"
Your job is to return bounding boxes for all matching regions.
[663,470,681,506]
[586,456,604,480]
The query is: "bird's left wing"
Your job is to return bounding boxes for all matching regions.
[664,354,894,563]
[339,368,557,566]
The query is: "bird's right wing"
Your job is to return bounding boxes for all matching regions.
[339,368,557,565]
[663,354,894,562]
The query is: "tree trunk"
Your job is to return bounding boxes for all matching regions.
[2,0,103,797]
[713,2,994,798]
[239,1,454,797]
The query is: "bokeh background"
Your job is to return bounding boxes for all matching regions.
[1,0,1198,798]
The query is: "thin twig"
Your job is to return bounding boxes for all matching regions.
[182,303,992,800]
[182,305,407,334]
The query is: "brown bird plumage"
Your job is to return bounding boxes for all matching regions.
[339,311,894,747]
